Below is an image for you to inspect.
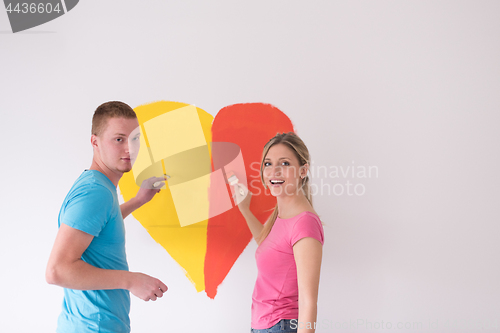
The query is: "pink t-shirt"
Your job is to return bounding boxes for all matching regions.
[251,211,324,329]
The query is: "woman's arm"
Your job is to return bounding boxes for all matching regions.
[234,183,263,241]
[294,237,323,332]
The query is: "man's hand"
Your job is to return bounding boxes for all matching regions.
[120,176,167,218]
[136,176,167,206]
[128,272,168,301]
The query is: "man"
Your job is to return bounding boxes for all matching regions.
[46,101,167,333]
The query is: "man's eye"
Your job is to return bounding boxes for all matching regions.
[116,138,123,142]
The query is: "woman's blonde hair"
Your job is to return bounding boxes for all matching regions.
[256,132,312,245]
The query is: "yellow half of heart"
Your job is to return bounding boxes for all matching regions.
[119,101,214,292]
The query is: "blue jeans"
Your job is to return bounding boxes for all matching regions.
[251,319,298,333]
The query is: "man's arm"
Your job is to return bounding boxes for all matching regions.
[120,176,165,219]
[120,196,147,219]
[46,223,167,301]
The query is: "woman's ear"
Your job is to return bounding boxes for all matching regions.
[300,163,309,179]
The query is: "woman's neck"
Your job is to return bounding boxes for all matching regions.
[276,192,313,219]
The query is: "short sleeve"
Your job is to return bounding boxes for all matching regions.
[290,213,324,246]
[60,184,113,237]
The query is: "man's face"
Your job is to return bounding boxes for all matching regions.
[93,117,140,176]
[128,125,141,166]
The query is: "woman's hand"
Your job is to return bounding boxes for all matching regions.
[233,182,252,212]
[232,182,263,241]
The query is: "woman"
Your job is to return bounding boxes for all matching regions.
[234,132,324,333]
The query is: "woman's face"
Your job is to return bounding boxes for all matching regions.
[262,143,306,198]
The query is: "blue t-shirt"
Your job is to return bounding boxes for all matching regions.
[57,170,130,333]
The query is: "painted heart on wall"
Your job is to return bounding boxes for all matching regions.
[119,101,294,298]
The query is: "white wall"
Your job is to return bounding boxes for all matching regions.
[1,1,499,332]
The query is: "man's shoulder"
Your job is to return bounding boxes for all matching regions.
[76,169,113,187]
[63,171,116,208]
[71,170,115,194]
[59,171,119,233]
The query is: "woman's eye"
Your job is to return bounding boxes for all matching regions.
[264,162,271,167]
[282,161,290,166]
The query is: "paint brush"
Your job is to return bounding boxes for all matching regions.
[227,172,245,196]
[153,174,170,188]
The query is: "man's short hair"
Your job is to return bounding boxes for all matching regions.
[91,101,137,136]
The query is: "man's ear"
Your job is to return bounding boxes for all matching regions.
[91,134,99,149]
